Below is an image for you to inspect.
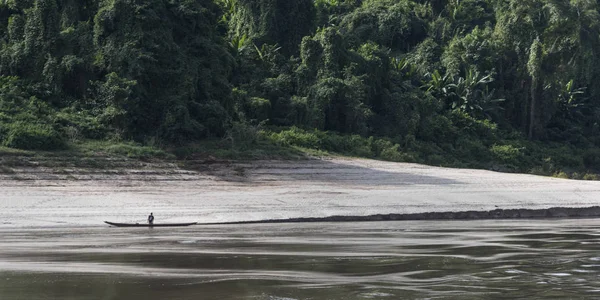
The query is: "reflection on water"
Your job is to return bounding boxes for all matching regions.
[2,219,600,299]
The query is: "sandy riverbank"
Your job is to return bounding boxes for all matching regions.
[2,157,600,227]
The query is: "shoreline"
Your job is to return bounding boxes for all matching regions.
[200,206,600,225]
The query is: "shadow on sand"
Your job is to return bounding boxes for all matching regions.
[181,158,461,186]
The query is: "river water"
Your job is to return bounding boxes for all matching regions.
[1,219,600,299]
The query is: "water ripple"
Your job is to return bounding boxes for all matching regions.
[2,219,600,299]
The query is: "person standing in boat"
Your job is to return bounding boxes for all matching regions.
[148,213,154,225]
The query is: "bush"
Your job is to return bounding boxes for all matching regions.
[225,122,263,151]
[490,144,524,167]
[536,145,581,170]
[2,122,66,150]
[246,97,271,121]
[55,109,108,140]
[380,143,415,162]
[369,137,394,156]
[321,133,371,155]
[266,127,421,160]
[418,114,457,143]
[267,127,322,149]
[450,111,498,140]
[553,171,569,179]
[347,135,372,157]
[583,149,600,170]
[530,166,550,176]
[454,137,491,162]
[427,154,447,165]
[104,143,171,159]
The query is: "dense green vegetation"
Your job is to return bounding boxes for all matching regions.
[1,0,600,178]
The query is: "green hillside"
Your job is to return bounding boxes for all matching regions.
[1,0,600,178]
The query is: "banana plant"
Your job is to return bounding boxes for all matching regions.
[423,68,504,120]
[390,57,416,79]
[450,69,504,118]
[216,0,237,24]
[229,34,249,56]
[314,0,341,6]
[556,79,587,122]
[423,69,455,99]
[253,43,281,62]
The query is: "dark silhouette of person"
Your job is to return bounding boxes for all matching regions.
[148,213,154,225]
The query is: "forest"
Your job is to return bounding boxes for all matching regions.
[1,0,600,178]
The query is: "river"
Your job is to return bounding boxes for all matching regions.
[1,219,600,299]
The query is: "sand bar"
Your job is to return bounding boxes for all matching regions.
[2,157,600,227]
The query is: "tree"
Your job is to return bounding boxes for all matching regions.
[527,37,542,139]
[229,0,315,55]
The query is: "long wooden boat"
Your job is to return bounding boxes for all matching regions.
[105,221,197,227]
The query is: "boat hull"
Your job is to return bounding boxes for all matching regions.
[104,221,197,227]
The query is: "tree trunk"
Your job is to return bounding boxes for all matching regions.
[527,38,542,140]
[528,78,537,140]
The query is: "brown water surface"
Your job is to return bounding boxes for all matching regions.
[1,220,600,299]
